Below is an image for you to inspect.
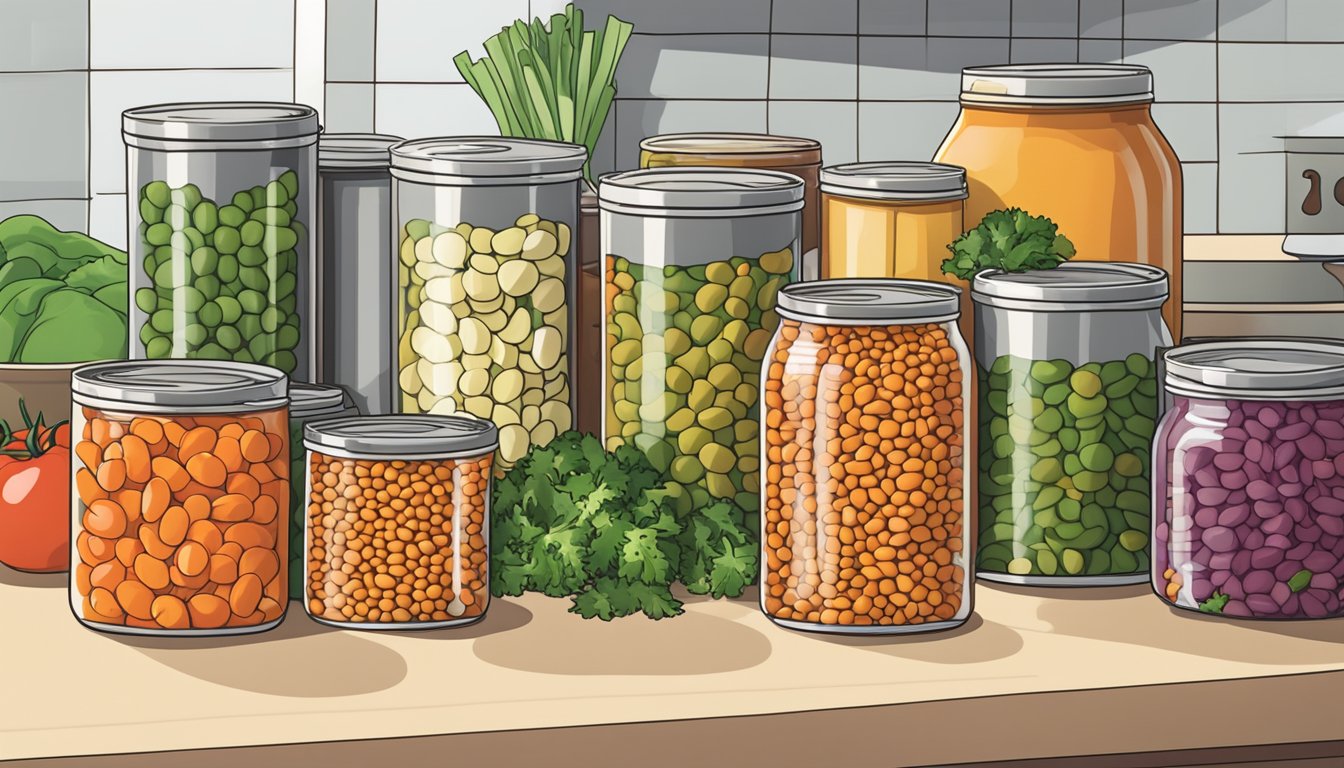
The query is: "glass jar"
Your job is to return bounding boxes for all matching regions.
[1155,339,1344,619]
[303,414,497,628]
[390,137,585,469]
[933,65,1184,340]
[819,162,969,338]
[599,168,803,517]
[317,133,402,414]
[286,383,358,599]
[124,102,319,377]
[762,279,972,633]
[640,133,822,279]
[575,187,602,436]
[69,360,290,635]
[972,263,1171,585]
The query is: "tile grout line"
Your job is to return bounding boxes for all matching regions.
[86,0,92,232]
[371,0,379,132]
[1214,0,1222,234]
[764,0,774,133]
[854,0,860,158]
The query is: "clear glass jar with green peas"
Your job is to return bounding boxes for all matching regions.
[971,263,1171,585]
[123,102,319,378]
[598,168,803,522]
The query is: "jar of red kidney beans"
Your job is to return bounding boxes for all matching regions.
[1154,339,1344,619]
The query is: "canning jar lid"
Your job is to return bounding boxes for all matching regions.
[972,262,1169,311]
[291,383,356,419]
[72,360,288,413]
[319,133,402,170]
[123,102,319,148]
[598,168,805,217]
[1163,339,1344,400]
[777,279,961,325]
[390,137,587,185]
[820,162,968,201]
[640,133,822,162]
[960,64,1154,106]
[304,414,499,459]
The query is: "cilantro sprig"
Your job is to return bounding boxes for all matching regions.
[940,208,1076,280]
[492,431,758,620]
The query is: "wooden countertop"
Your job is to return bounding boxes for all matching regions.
[4,566,1344,767]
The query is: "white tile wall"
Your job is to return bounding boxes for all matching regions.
[614,100,768,168]
[773,0,857,35]
[87,194,128,249]
[90,0,294,69]
[376,0,527,82]
[326,0,376,81]
[374,82,499,139]
[1124,0,1217,41]
[5,0,88,71]
[0,72,88,200]
[1123,40,1217,102]
[0,200,87,233]
[770,36,857,100]
[324,82,375,131]
[768,101,858,165]
[1012,0,1080,38]
[1219,44,1344,102]
[858,101,959,162]
[859,0,924,35]
[617,34,770,100]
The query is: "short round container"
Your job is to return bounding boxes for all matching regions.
[600,168,802,518]
[1154,339,1344,619]
[286,383,359,598]
[124,102,319,377]
[972,263,1171,585]
[391,137,585,469]
[317,133,402,414]
[303,414,497,629]
[640,133,822,279]
[70,360,291,636]
[762,279,972,634]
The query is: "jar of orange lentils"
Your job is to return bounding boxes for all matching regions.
[70,361,291,636]
[303,414,497,629]
[762,280,973,634]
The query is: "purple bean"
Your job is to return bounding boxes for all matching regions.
[1300,592,1329,618]
[1213,453,1243,471]
[1304,550,1338,572]
[1278,422,1311,442]
[1194,507,1218,528]
[1246,594,1279,613]
[1265,533,1293,550]
[1299,525,1324,544]
[1251,547,1284,569]
[1218,504,1250,527]
[1222,599,1252,617]
[1262,513,1294,536]
[1243,570,1275,593]
[1274,560,1304,581]
[1253,500,1282,519]
[1247,480,1277,501]
[1270,582,1293,605]
[1202,526,1239,552]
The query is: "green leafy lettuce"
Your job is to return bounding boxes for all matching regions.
[940,208,1076,281]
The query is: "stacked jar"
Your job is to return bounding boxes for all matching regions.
[286,383,359,598]
[70,361,290,635]
[303,415,497,628]
[972,263,1171,584]
[317,133,402,413]
[1155,340,1344,619]
[124,102,318,377]
[390,137,585,469]
[599,168,802,516]
[762,280,972,633]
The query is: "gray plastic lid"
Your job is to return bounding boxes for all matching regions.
[304,414,499,459]
[820,162,968,201]
[390,137,587,184]
[640,132,821,156]
[972,262,1169,310]
[1164,339,1344,400]
[72,360,288,412]
[960,64,1154,106]
[777,279,962,325]
[122,102,319,146]
[290,383,355,418]
[598,168,805,217]
[319,133,402,170]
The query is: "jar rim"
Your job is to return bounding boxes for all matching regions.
[319,132,403,170]
[777,278,961,324]
[304,414,499,458]
[598,167,805,215]
[640,132,822,157]
[290,383,357,419]
[972,262,1170,309]
[960,64,1154,106]
[72,360,288,411]
[1164,338,1344,399]
[390,136,586,182]
[820,161,968,201]
[123,101,319,145]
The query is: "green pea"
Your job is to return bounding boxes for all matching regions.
[1078,442,1115,472]
[214,226,241,254]
[135,288,157,313]
[1030,359,1071,384]
[190,246,218,276]
[260,306,282,333]
[1125,352,1150,377]
[1069,370,1103,398]
[170,184,202,210]
[239,266,269,292]
[276,322,300,350]
[143,180,171,209]
[214,295,242,324]
[216,254,239,283]
[238,219,264,247]
[145,336,173,358]
[238,289,267,314]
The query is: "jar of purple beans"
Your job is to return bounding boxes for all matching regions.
[1154,339,1344,619]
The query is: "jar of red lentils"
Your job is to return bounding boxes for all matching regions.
[762,279,972,633]
[70,360,291,636]
[303,414,497,629]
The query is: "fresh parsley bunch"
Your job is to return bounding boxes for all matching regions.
[492,431,757,620]
[940,208,1076,281]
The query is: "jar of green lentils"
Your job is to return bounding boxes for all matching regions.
[287,383,359,598]
[972,262,1170,585]
[598,168,802,519]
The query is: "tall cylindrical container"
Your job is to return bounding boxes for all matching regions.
[317,133,402,414]
[390,137,586,470]
[124,102,319,377]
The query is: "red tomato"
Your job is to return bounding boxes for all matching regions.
[0,447,70,572]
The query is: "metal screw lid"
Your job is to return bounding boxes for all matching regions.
[640,132,822,159]
[304,414,499,459]
[820,162,968,201]
[123,102,319,145]
[290,383,356,419]
[972,262,1169,310]
[319,133,403,170]
[1163,338,1344,400]
[598,167,805,217]
[960,64,1154,106]
[72,360,288,411]
[390,137,587,184]
[777,279,962,325]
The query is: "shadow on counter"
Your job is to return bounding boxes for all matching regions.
[0,564,66,589]
[798,613,1026,664]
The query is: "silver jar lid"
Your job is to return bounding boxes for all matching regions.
[960,64,1154,106]
[290,383,356,419]
[972,262,1169,311]
[319,133,402,170]
[304,414,499,459]
[123,102,319,149]
[820,162,968,201]
[777,279,961,325]
[640,133,821,158]
[1164,339,1344,400]
[72,360,288,413]
[390,137,587,185]
[598,168,805,217]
